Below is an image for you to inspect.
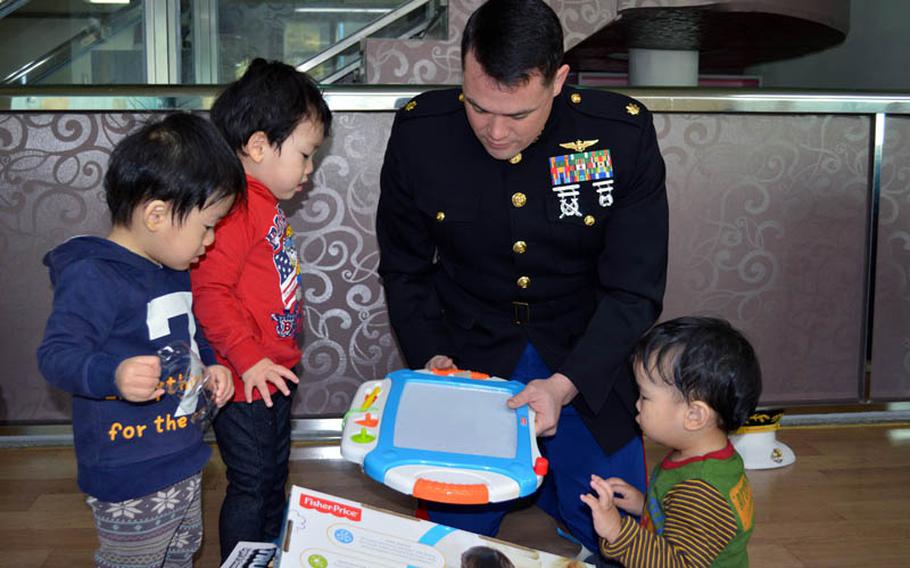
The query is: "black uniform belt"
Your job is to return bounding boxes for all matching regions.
[510,297,589,326]
[442,281,592,327]
[512,301,530,325]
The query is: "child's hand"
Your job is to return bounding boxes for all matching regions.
[205,364,234,406]
[115,355,165,402]
[604,476,645,516]
[241,358,299,407]
[424,354,455,370]
[580,474,624,543]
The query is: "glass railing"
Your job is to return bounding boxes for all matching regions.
[0,0,447,86]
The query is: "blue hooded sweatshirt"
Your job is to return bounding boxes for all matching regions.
[38,236,214,502]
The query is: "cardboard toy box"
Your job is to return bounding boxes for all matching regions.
[275,485,593,568]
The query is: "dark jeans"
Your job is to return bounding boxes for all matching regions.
[213,385,295,562]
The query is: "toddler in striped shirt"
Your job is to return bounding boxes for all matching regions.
[582,317,762,568]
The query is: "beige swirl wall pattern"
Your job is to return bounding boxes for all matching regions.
[872,117,910,399]
[1,101,906,421]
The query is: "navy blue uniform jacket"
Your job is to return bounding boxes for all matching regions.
[377,87,668,454]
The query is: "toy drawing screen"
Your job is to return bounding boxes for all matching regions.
[393,381,518,459]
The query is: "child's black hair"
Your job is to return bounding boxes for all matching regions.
[105,112,246,227]
[209,58,332,154]
[461,546,515,568]
[632,316,762,432]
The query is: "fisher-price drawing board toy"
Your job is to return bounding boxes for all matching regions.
[341,369,548,505]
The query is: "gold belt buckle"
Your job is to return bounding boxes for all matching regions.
[512,301,530,325]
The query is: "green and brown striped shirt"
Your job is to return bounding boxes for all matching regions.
[601,441,753,567]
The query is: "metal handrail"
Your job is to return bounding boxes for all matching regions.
[296,0,431,75]
[3,86,910,114]
[2,4,142,85]
[320,17,434,84]
[322,60,363,85]
[0,0,30,21]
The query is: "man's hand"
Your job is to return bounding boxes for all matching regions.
[115,355,165,402]
[205,364,235,407]
[580,474,624,543]
[424,354,455,371]
[240,358,299,407]
[506,372,577,436]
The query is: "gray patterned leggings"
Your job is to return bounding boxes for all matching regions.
[86,472,203,568]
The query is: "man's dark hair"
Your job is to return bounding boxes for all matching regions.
[461,0,564,86]
[105,112,246,227]
[632,317,763,432]
[210,58,332,153]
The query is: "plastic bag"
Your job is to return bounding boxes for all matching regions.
[157,341,219,432]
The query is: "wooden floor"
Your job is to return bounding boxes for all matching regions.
[2,423,910,567]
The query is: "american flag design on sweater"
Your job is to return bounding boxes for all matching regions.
[266,207,302,338]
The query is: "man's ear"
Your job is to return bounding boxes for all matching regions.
[684,400,714,431]
[142,200,170,232]
[242,131,270,163]
[551,63,571,97]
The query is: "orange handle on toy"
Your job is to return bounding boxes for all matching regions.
[429,368,490,380]
[413,478,490,504]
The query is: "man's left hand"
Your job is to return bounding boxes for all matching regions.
[507,372,578,436]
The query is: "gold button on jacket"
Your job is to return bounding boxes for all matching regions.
[512,241,527,254]
[511,192,527,207]
[516,276,530,289]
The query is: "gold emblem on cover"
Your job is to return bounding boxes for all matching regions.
[625,103,640,116]
[559,139,599,153]
[405,100,417,111]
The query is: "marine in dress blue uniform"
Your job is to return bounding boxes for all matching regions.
[377,83,668,554]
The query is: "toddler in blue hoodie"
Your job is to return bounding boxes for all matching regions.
[37,112,246,568]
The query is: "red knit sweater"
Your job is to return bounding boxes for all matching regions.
[191,175,303,402]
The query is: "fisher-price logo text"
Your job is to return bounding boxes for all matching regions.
[300,494,362,522]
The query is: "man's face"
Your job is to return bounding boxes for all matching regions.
[462,50,569,161]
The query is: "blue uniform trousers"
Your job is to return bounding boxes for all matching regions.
[424,343,646,554]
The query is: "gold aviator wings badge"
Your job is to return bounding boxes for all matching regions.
[559,139,599,153]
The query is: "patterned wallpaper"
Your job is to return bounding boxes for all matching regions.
[0,111,402,421]
[0,114,145,422]
[293,113,403,415]
[659,114,870,402]
[0,109,903,421]
[871,117,910,399]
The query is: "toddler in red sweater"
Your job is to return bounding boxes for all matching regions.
[191,58,332,562]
